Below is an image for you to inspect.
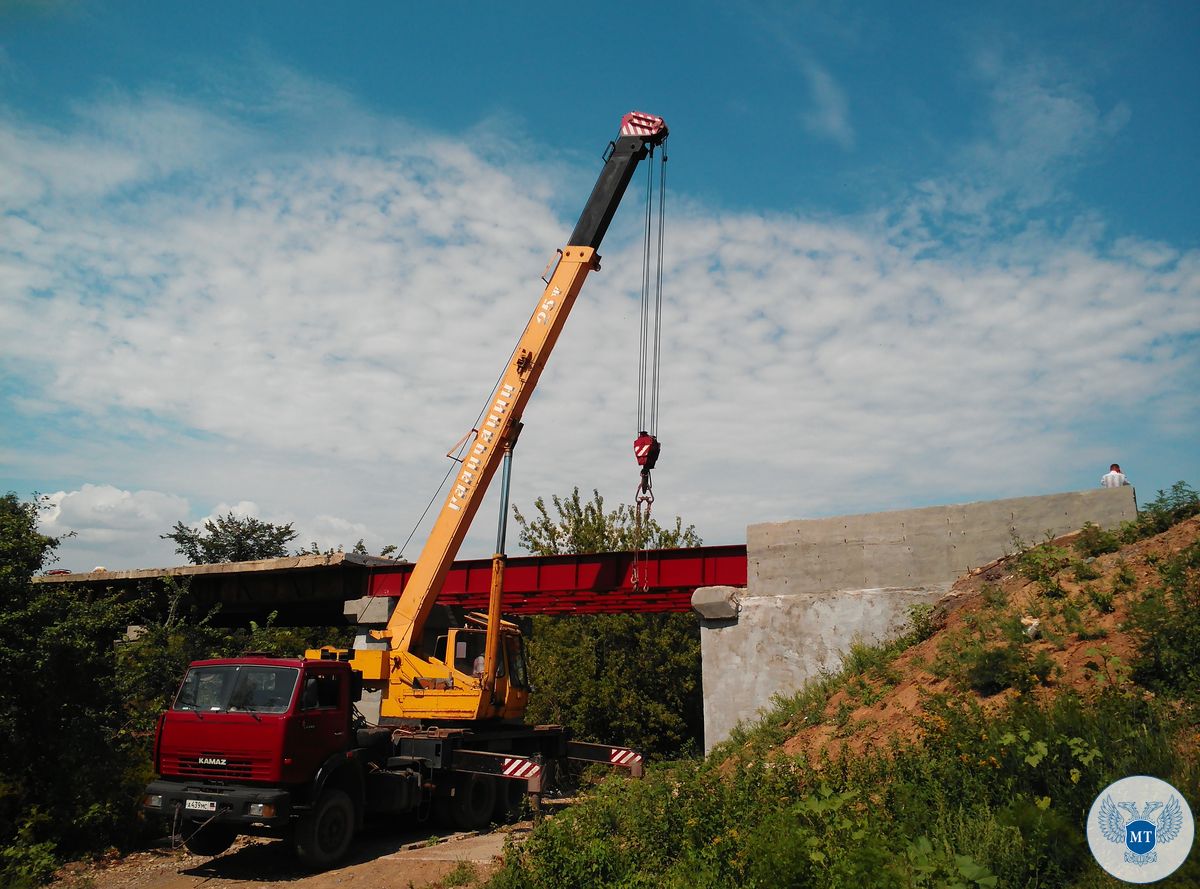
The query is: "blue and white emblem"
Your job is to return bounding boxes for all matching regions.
[1088,776,1194,883]
[1098,794,1183,865]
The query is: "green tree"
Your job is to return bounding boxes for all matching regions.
[0,495,356,887]
[0,495,142,886]
[161,511,298,564]
[513,488,704,759]
[514,488,701,555]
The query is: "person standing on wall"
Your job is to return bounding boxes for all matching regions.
[1101,464,1131,488]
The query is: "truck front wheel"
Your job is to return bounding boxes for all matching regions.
[183,822,237,857]
[294,788,355,869]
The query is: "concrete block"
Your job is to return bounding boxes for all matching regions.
[344,595,392,625]
[691,586,742,621]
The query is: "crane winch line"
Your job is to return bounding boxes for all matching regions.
[633,137,668,589]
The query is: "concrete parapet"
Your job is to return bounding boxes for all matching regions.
[698,486,1137,751]
[748,487,1137,598]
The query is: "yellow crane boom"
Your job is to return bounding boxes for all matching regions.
[321,111,669,724]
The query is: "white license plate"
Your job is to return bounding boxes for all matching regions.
[185,799,217,812]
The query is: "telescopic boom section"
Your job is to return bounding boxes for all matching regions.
[382,112,668,653]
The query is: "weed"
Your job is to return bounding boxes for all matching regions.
[1071,559,1101,581]
[842,639,893,677]
[963,642,1026,695]
[1083,583,1114,613]
[846,676,886,707]
[1110,559,1136,593]
[1127,540,1200,699]
[1074,521,1121,558]
[981,583,1007,609]
[1014,536,1072,596]
[439,860,478,887]
[1082,645,1132,691]
[834,699,855,728]
[904,602,942,644]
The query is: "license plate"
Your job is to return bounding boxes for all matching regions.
[185,799,217,812]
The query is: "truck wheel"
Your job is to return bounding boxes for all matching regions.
[183,822,236,857]
[451,774,496,832]
[493,778,525,823]
[294,788,355,869]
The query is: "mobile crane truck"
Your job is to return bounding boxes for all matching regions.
[141,111,668,868]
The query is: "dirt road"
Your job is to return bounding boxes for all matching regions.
[57,823,524,889]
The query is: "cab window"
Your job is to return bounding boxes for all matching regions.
[300,672,342,710]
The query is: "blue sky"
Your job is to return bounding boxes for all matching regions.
[1,0,1197,571]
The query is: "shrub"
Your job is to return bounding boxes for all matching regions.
[903,602,941,644]
[1074,521,1120,558]
[1110,559,1137,593]
[1014,537,1072,596]
[1083,583,1114,613]
[1119,481,1200,543]
[1127,540,1200,700]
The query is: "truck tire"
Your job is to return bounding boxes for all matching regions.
[493,777,525,823]
[451,774,496,832]
[183,822,236,857]
[294,788,355,869]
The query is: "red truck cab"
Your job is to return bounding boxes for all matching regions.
[144,657,360,862]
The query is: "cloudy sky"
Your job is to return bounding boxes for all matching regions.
[2,1,1197,572]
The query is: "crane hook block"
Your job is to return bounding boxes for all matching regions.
[634,432,661,471]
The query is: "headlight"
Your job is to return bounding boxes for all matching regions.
[247,803,276,818]
[144,794,163,808]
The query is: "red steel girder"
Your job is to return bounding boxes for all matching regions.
[367,545,746,614]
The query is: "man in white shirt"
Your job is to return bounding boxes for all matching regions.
[1101,463,1130,488]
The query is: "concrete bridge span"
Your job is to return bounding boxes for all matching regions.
[690,486,1137,752]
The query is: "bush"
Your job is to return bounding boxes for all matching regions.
[1119,481,1200,543]
[1074,522,1120,558]
[946,640,1054,696]
[1014,537,1072,596]
[1127,540,1200,700]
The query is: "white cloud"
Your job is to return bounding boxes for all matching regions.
[893,51,1132,243]
[39,484,190,570]
[800,59,855,150]
[3,74,1198,573]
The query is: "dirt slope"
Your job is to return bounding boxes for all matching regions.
[778,516,1200,762]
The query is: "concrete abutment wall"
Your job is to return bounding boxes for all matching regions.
[694,487,1137,752]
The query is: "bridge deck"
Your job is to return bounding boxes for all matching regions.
[35,546,747,620]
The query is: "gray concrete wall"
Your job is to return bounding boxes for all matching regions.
[696,487,1137,752]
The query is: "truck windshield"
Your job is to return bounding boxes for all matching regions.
[172,665,300,714]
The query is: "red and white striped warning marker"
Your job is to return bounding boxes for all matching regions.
[609,748,643,768]
[620,112,667,139]
[501,757,542,779]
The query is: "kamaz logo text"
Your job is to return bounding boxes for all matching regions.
[198,757,227,766]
